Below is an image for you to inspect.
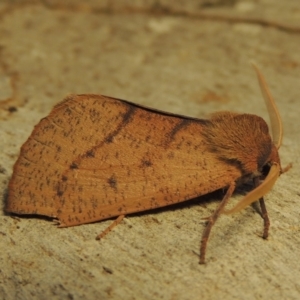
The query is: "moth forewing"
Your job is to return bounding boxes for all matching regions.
[53,97,243,227]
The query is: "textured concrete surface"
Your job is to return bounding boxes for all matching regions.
[0,1,299,299]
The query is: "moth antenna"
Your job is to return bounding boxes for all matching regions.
[252,63,283,149]
[223,163,280,214]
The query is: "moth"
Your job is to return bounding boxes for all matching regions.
[6,65,289,264]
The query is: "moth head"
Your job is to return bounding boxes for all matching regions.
[224,65,284,214]
[205,112,274,175]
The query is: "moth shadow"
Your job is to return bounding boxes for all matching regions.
[129,189,223,220]
[130,181,261,219]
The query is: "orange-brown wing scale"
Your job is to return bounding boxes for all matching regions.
[7,95,242,226]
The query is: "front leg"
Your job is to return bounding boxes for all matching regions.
[200,182,236,264]
[253,177,270,239]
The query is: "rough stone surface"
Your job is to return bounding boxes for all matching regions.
[0,1,299,299]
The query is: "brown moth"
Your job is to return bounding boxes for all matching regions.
[5,65,289,264]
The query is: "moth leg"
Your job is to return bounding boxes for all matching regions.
[259,198,270,239]
[253,177,270,239]
[200,183,236,264]
[96,214,125,240]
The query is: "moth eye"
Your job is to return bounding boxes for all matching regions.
[261,164,271,178]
